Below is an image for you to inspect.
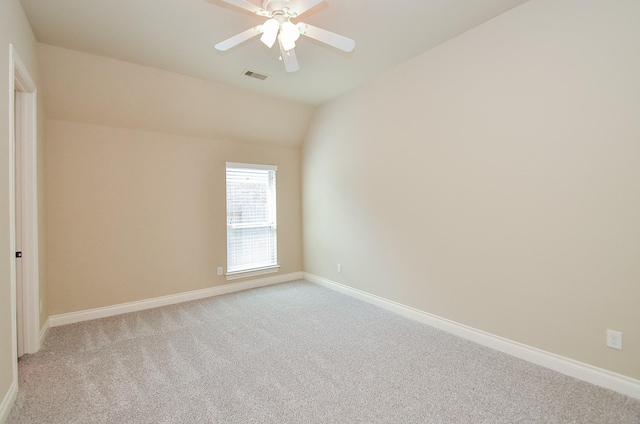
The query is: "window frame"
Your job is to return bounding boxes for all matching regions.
[225,162,280,280]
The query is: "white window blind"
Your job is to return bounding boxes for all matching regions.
[226,163,278,274]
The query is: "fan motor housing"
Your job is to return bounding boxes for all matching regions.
[264,0,294,16]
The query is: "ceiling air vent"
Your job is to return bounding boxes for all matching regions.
[243,70,269,81]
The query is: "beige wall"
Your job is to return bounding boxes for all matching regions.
[38,44,314,148]
[42,46,305,316]
[0,0,47,415]
[303,0,640,379]
[46,120,301,315]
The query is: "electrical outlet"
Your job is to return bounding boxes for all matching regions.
[606,329,622,350]
[217,267,223,276]
[337,263,341,273]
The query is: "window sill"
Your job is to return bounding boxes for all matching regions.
[225,265,280,281]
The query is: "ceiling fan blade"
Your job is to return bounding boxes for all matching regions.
[279,39,300,72]
[215,27,262,51]
[297,23,355,52]
[287,0,323,17]
[218,0,267,15]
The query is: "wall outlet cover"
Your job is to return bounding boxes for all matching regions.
[606,329,622,350]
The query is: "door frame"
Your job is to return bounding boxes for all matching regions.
[9,44,40,371]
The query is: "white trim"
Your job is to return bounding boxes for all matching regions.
[16,69,39,354]
[11,48,36,91]
[0,380,18,424]
[39,318,50,347]
[303,272,640,400]
[8,44,19,397]
[9,44,41,359]
[226,162,277,171]
[50,272,303,327]
[226,265,280,281]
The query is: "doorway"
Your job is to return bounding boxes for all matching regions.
[9,44,41,371]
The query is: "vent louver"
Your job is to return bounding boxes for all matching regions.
[243,70,269,80]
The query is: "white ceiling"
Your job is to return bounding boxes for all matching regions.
[20,0,529,105]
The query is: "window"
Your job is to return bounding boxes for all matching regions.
[226,162,278,279]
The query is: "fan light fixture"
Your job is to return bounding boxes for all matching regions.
[259,18,279,48]
[260,17,300,51]
[279,21,300,51]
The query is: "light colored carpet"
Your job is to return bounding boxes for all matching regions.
[8,280,640,423]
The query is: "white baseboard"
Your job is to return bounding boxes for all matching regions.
[303,272,640,400]
[50,272,303,327]
[0,379,18,424]
[39,318,50,348]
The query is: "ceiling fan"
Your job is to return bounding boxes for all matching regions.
[214,0,355,72]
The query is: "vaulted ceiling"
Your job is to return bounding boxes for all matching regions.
[20,0,529,105]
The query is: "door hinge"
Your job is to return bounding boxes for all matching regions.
[15,251,22,258]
